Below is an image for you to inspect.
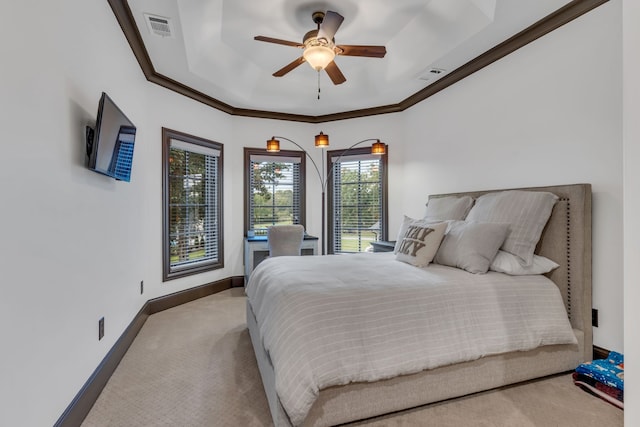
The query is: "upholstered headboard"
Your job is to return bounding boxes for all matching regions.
[429,183,592,359]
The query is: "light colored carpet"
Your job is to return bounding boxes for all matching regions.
[82,288,623,427]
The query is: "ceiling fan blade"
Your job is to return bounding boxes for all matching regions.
[337,45,386,58]
[324,61,346,85]
[317,11,344,42]
[273,57,306,77]
[254,36,303,48]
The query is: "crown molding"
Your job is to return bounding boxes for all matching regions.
[108,0,608,123]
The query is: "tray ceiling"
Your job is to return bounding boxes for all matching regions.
[111,0,604,122]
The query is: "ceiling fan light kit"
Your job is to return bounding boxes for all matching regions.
[302,44,335,71]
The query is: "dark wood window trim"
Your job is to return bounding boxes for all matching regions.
[162,128,224,281]
[326,146,389,254]
[243,147,307,236]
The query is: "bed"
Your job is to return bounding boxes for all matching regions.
[246,183,592,427]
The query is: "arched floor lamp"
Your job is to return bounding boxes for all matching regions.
[266,132,386,255]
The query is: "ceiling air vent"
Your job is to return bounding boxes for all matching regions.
[418,68,447,82]
[144,14,174,38]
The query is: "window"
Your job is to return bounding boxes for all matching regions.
[244,148,306,236]
[162,128,223,281]
[327,146,388,254]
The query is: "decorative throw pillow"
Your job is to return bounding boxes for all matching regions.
[424,195,474,221]
[490,250,559,275]
[393,215,412,253]
[433,221,510,274]
[465,190,558,266]
[393,215,444,253]
[395,221,447,267]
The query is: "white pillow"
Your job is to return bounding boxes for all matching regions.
[434,221,510,274]
[490,250,559,275]
[424,195,474,221]
[395,221,447,267]
[465,190,558,266]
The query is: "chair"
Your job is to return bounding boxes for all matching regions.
[267,225,305,257]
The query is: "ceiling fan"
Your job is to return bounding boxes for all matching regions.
[254,10,386,85]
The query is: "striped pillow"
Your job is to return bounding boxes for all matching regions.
[424,195,474,221]
[465,190,558,266]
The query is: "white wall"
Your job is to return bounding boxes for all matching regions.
[401,1,623,351]
[623,0,639,423]
[0,0,626,426]
[0,1,235,425]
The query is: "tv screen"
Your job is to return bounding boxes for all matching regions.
[86,92,136,182]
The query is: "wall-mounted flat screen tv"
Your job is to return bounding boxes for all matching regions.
[86,92,136,182]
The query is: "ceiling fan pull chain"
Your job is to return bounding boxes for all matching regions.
[317,71,321,100]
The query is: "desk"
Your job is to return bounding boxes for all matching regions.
[244,235,319,283]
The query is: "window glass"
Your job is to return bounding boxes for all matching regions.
[163,128,223,280]
[328,147,387,253]
[244,148,306,236]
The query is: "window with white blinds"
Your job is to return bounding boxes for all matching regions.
[244,148,306,236]
[328,146,388,254]
[162,128,223,281]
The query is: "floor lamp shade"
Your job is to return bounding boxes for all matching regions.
[266,138,280,152]
[371,140,386,155]
[314,132,329,148]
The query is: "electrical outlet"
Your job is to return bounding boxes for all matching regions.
[98,317,105,340]
[592,308,599,327]
[140,280,144,295]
